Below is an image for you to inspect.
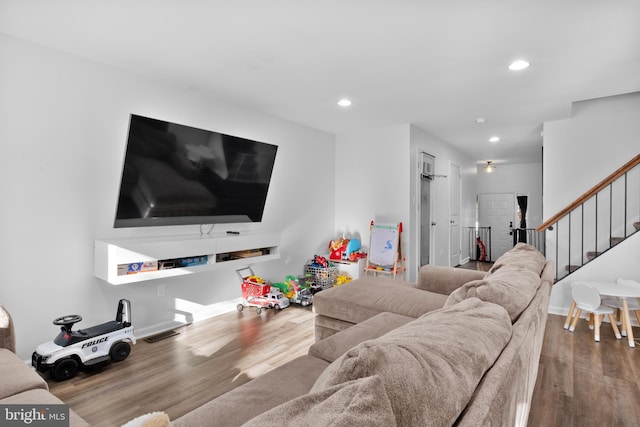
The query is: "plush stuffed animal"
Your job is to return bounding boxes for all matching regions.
[121,411,170,427]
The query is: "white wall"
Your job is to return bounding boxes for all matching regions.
[543,92,640,315]
[543,92,640,216]
[334,124,411,268]
[333,124,476,283]
[0,33,335,359]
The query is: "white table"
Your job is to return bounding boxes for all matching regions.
[575,280,640,348]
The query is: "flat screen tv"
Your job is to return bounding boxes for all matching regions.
[114,114,278,228]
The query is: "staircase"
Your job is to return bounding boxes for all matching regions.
[537,155,640,281]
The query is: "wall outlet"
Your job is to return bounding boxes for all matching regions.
[157,284,165,297]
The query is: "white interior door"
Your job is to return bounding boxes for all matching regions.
[449,163,461,266]
[478,193,515,261]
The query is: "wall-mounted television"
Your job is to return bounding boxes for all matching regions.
[114,114,278,228]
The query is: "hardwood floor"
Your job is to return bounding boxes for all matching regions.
[529,313,640,426]
[47,305,316,427]
[46,303,640,426]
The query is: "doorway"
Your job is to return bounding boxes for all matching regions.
[478,193,516,261]
[419,152,435,267]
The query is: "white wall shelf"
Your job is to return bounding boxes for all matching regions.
[95,232,280,285]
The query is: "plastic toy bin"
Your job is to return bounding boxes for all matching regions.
[241,280,270,298]
[236,266,271,298]
[304,263,338,288]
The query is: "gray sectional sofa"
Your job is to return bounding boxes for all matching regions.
[171,243,554,426]
[0,305,89,426]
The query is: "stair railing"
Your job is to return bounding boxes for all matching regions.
[536,154,640,281]
[512,228,546,254]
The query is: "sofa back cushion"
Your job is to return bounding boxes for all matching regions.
[243,375,396,427]
[310,298,512,426]
[444,243,546,322]
[485,242,546,278]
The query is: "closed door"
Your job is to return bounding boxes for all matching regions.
[449,163,461,266]
[478,193,515,261]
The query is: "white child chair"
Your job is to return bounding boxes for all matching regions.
[569,282,621,342]
[602,278,640,337]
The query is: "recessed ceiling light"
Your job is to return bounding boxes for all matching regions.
[475,118,486,124]
[508,60,530,71]
[337,98,352,107]
[489,136,500,143]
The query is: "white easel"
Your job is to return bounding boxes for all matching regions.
[364,221,406,279]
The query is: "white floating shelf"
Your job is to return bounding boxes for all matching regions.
[94,232,280,285]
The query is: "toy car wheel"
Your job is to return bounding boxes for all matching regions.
[52,358,79,381]
[302,301,310,307]
[273,304,281,310]
[237,304,244,312]
[110,341,131,362]
[256,307,263,315]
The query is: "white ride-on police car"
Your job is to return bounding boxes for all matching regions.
[32,299,136,381]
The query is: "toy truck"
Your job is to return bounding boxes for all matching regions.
[236,268,290,314]
[32,299,136,381]
[271,276,313,306]
[286,275,313,306]
[290,286,313,307]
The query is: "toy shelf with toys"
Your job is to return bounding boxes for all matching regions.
[326,235,367,280]
[94,231,280,285]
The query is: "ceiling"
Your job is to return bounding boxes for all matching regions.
[1,1,639,164]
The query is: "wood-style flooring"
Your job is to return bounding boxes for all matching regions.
[46,292,640,426]
[529,313,640,426]
[47,305,316,427]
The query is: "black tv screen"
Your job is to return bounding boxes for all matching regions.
[114,114,278,228]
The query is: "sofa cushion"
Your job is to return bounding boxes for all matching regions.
[417,265,487,295]
[171,355,330,427]
[311,298,512,426]
[444,243,546,322]
[312,277,448,325]
[314,314,359,342]
[309,312,414,363]
[0,348,48,400]
[242,375,396,427]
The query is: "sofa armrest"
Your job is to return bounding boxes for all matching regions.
[0,305,16,353]
[417,265,486,295]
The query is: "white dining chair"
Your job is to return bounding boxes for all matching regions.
[569,282,622,341]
